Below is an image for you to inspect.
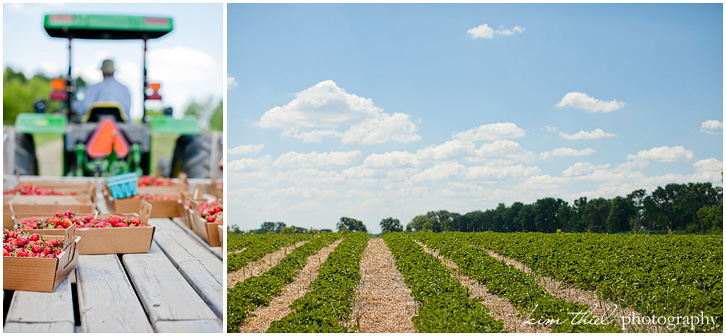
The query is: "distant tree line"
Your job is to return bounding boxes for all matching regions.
[235,182,721,236]
[242,221,331,235]
[405,182,722,234]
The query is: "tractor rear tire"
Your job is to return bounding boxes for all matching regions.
[156,156,172,178]
[171,134,211,178]
[15,133,38,175]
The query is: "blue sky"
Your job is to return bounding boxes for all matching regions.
[227,3,723,233]
[4,3,223,121]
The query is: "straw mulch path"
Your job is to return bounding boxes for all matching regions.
[227,247,246,255]
[226,241,308,288]
[349,238,418,333]
[237,239,344,333]
[482,248,663,332]
[416,241,550,333]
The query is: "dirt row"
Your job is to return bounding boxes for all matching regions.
[226,241,308,288]
[238,239,343,332]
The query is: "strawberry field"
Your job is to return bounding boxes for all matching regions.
[227,232,723,333]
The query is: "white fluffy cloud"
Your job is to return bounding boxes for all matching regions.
[257,80,420,144]
[416,139,476,161]
[467,24,525,39]
[559,128,615,140]
[700,120,723,135]
[273,151,362,168]
[409,161,539,183]
[227,75,237,89]
[475,140,536,163]
[562,162,611,177]
[363,151,421,168]
[340,112,421,144]
[626,146,693,163]
[693,158,723,173]
[453,122,526,142]
[228,155,271,171]
[556,92,625,113]
[540,147,596,160]
[228,144,264,155]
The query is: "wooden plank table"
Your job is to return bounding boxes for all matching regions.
[3,176,224,333]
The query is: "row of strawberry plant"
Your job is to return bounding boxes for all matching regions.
[414,232,620,332]
[226,233,255,252]
[227,233,311,272]
[227,232,341,333]
[267,232,370,332]
[467,232,722,332]
[383,232,503,332]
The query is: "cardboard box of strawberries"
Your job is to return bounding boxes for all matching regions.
[12,201,155,255]
[3,224,81,292]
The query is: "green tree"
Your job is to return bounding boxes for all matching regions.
[516,204,536,232]
[606,196,635,233]
[697,200,723,233]
[336,216,367,233]
[380,217,402,233]
[534,198,564,233]
[208,100,223,132]
[406,215,429,232]
[3,68,59,124]
[583,198,610,233]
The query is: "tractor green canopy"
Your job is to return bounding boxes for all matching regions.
[44,14,173,40]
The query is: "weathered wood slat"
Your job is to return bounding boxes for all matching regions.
[170,217,223,260]
[121,242,221,332]
[150,218,223,318]
[75,254,154,332]
[4,277,74,333]
[3,321,75,333]
[154,319,223,333]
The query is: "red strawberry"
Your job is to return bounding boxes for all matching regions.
[31,245,43,253]
[16,237,28,247]
[29,233,40,242]
[49,239,59,247]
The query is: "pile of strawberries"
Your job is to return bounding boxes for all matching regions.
[16,210,147,230]
[3,183,77,196]
[137,175,176,187]
[3,229,64,258]
[17,210,89,230]
[199,201,223,224]
[129,194,182,201]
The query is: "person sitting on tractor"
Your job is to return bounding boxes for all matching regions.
[76,59,132,123]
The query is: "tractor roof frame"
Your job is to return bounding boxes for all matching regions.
[44,14,173,121]
[44,14,173,40]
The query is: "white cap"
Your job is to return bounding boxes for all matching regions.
[100,59,115,75]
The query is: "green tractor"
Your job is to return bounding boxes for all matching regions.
[9,14,220,178]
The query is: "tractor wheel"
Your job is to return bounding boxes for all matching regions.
[156,156,172,178]
[14,133,38,175]
[170,134,211,178]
